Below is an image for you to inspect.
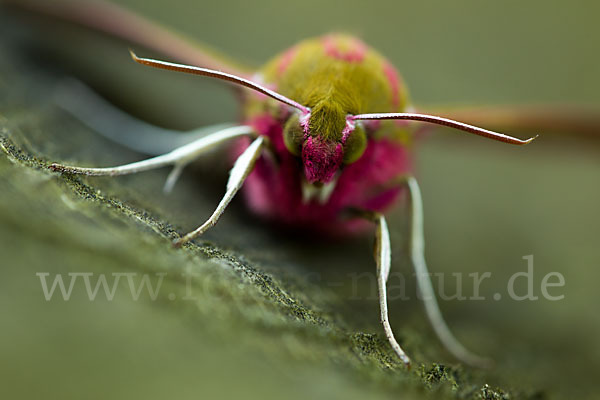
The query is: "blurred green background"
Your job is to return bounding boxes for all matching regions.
[1,0,598,399]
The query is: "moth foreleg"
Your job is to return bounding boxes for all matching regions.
[49,125,255,187]
[358,210,412,367]
[173,135,266,247]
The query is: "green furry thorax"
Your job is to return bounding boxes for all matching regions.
[259,34,409,143]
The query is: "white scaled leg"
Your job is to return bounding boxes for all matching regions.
[373,213,412,367]
[173,136,266,247]
[50,125,254,188]
[404,177,492,368]
[54,78,238,155]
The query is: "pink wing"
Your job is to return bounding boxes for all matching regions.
[4,0,252,77]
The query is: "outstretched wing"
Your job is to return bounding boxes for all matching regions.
[3,0,252,77]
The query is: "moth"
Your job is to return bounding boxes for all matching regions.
[12,0,592,369]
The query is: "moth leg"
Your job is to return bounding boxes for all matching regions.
[173,136,266,247]
[53,78,238,155]
[366,211,412,367]
[163,164,185,194]
[401,176,493,368]
[49,126,255,189]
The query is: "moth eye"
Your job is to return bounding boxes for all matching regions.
[342,125,367,164]
[283,114,305,156]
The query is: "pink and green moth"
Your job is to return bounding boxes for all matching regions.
[11,0,550,368]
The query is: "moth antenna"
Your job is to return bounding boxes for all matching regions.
[351,113,537,145]
[129,50,309,114]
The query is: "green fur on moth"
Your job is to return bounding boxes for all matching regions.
[260,34,410,145]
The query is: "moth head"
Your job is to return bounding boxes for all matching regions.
[283,108,368,184]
